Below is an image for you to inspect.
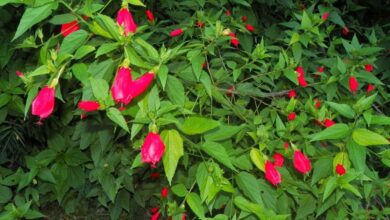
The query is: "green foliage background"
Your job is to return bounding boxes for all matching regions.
[0,0,389,219]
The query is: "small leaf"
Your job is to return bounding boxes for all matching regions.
[171,184,188,197]
[90,78,109,100]
[201,141,236,171]
[187,193,205,219]
[310,124,350,141]
[95,43,120,58]
[106,108,129,132]
[352,129,390,146]
[301,11,312,29]
[162,129,184,185]
[326,101,355,119]
[166,75,185,106]
[250,148,265,172]
[323,176,337,202]
[180,116,219,135]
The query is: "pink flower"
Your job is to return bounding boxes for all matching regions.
[245,24,255,32]
[78,101,100,112]
[141,132,166,167]
[288,89,297,99]
[127,73,155,103]
[273,153,284,167]
[265,160,282,186]
[170,28,183,37]
[61,20,80,37]
[161,187,168,198]
[349,76,358,93]
[364,64,374,72]
[151,211,160,220]
[146,9,154,22]
[322,12,329,21]
[367,84,375,93]
[293,150,311,174]
[32,86,55,122]
[335,164,346,176]
[323,118,335,128]
[288,112,296,121]
[111,66,133,105]
[117,7,137,36]
[317,66,324,73]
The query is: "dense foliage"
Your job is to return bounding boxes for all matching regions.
[0,0,389,219]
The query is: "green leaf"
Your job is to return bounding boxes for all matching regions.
[337,57,346,74]
[352,129,390,146]
[250,148,266,172]
[0,94,11,108]
[301,11,312,29]
[234,196,265,219]
[13,2,56,41]
[191,54,204,81]
[323,176,337,202]
[310,124,350,141]
[370,115,390,125]
[72,63,90,85]
[158,65,168,90]
[342,183,362,198]
[59,30,89,55]
[48,13,77,24]
[64,148,89,166]
[95,14,121,41]
[235,172,264,206]
[353,93,377,113]
[74,45,95,60]
[0,185,12,203]
[204,125,241,141]
[201,141,236,171]
[346,140,367,172]
[171,184,188,197]
[180,117,219,135]
[326,101,355,119]
[284,69,298,85]
[95,43,120,58]
[187,193,205,219]
[296,194,316,219]
[166,75,185,106]
[90,78,109,100]
[161,129,184,185]
[126,0,145,6]
[106,108,129,132]
[134,38,159,61]
[28,65,50,77]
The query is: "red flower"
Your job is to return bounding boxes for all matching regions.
[151,211,160,220]
[296,66,304,77]
[367,84,375,93]
[323,118,335,128]
[288,112,296,121]
[196,21,205,28]
[170,28,183,37]
[342,26,349,36]
[127,73,155,103]
[241,16,247,22]
[161,187,168,198]
[314,99,321,109]
[226,85,235,97]
[335,164,346,176]
[150,172,160,180]
[293,150,311,174]
[16,70,24,77]
[322,12,329,21]
[265,160,282,186]
[229,33,239,47]
[317,66,324,73]
[182,213,186,220]
[111,66,133,105]
[273,153,284,167]
[284,142,289,149]
[245,24,255,32]
[296,66,307,87]
[117,7,137,35]
[364,64,374,72]
[288,89,297,99]
[141,132,166,167]
[150,207,159,214]
[61,20,80,37]
[146,9,154,22]
[202,62,207,69]
[32,86,55,122]
[78,101,100,112]
[226,10,231,16]
[349,76,358,93]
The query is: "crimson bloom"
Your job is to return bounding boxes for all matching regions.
[318,66,324,73]
[293,150,311,174]
[296,66,308,87]
[367,84,375,93]
[322,12,329,21]
[323,118,335,128]
[364,64,374,72]
[288,89,297,99]
[61,20,80,37]
[151,211,160,220]
[161,187,168,198]
[265,160,282,186]
[314,99,321,109]
[146,9,154,22]
[32,86,55,122]
[127,72,155,103]
[170,28,183,37]
[229,33,239,47]
[111,66,133,105]
[117,7,137,35]
[16,70,24,77]
[78,101,100,112]
[288,112,296,121]
[141,132,166,167]
[335,164,346,176]
[349,76,358,93]
[342,26,350,36]
[273,153,284,167]
[284,142,289,149]
[245,24,255,32]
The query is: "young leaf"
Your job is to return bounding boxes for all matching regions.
[352,129,390,146]
[106,108,129,132]
[310,124,350,141]
[161,129,184,185]
[187,193,205,219]
[201,141,236,171]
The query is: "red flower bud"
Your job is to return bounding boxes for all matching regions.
[111,66,133,105]
[317,66,324,73]
[265,160,282,186]
[288,112,296,121]
[150,172,160,180]
[322,12,329,21]
[16,70,24,77]
[182,213,186,220]
[61,20,80,37]
[342,26,349,36]
[298,76,307,87]
[296,66,307,87]
[117,7,137,36]
[296,66,305,77]
[349,76,358,93]
[245,24,255,32]
[78,101,100,112]
[32,86,55,122]
[273,153,284,167]
[170,28,183,37]
[323,118,335,128]
[364,64,374,72]
[141,132,165,167]
[196,21,205,28]
[127,73,155,103]
[146,9,154,22]
[161,187,168,198]
[314,99,321,108]
[284,142,289,149]
[241,16,247,22]
[151,211,160,220]
[367,84,375,93]
[229,33,239,47]
[150,207,159,214]
[293,150,311,174]
[226,10,231,16]
[288,89,297,99]
[335,164,346,176]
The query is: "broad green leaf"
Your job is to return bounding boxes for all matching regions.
[301,11,312,29]
[333,152,351,174]
[191,54,204,81]
[196,162,217,203]
[126,0,145,6]
[250,148,266,172]
[370,115,390,125]
[187,193,205,219]
[180,116,219,135]
[235,172,264,206]
[326,101,355,119]
[353,93,377,113]
[171,184,188,197]
[28,65,50,77]
[59,30,89,55]
[342,183,362,198]
[166,75,185,106]
[13,2,56,41]
[346,140,367,172]
[72,63,89,85]
[296,194,316,219]
[0,185,12,203]
[90,78,109,100]
[204,125,241,141]
[352,129,389,146]
[284,69,298,85]
[0,94,11,108]
[135,38,159,61]
[337,57,346,74]
[201,141,236,171]
[95,43,120,58]
[161,129,184,185]
[48,13,77,24]
[106,108,129,132]
[234,196,265,219]
[310,124,350,141]
[95,14,121,41]
[323,176,337,201]
[74,45,95,60]
[158,65,168,90]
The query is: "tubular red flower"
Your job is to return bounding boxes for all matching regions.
[61,20,80,37]
[317,66,324,73]
[298,76,307,87]
[241,16,247,22]
[170,28,183,37]
[314,99,321,108]
[117,7,137,35]
[141,132,166,167]
[288,89,297,98]
[367,84,375,93]
[293,150,311,174]
[161,187,168,198]
[349,76,358,93]
[151,211,160,220]
[78,101,100,112]
[335,164,346,176]
[126,72,155,103]
[296,66,307,87]
[265,160,282,186]
[288,112,296,121]
[111,66,133,105]
[229,33,239,47]
[364,64,374,72]
[32,86,55,121]
[324,118,335,128]
[273,153,284,167]
[322,12,329,21]
[146,9,154,22]
[16,70,24,77]
[296,66,305,77]
[245,24,255,32]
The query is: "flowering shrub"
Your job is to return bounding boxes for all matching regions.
[0,0,389,219]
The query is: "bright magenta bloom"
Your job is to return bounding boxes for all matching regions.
[117,8,137,35]
[324,118,335,128]
[293,150,311,174]
[265,160,282,186]
[78,101,100,112]
[288,112,296,121]
[336,164,346,176]
[141,132,166,167]
[349,76,358,93]
[170,28,183,37]
[273,153,284,167]
[146,9,154,22]
[61,20,80,37]
[127,73,155,103]
[161,187,168,198]
[32,86,55,121]
[111,66,133,105]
